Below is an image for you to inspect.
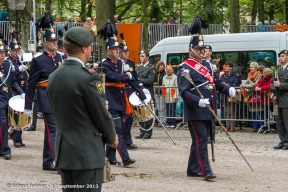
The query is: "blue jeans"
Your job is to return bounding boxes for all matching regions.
[166,103,176,126]
[252,111,264,130]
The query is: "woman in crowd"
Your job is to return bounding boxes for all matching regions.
[219,62,240,132]
[255,67,273,132]
[153,61,166,125]
[162,65,179,128]
[240,62,262,132]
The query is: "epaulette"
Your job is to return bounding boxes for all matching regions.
[179,62,185,67]
[34,52,43,58]
[82,67,95,74]
[127,59,133,62]
[3,56,8,61]
[102,58,106,62]
[57,51,65,55]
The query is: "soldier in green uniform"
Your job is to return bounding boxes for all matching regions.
[47,27,118,191]
[135,50,156,139]
[271,49,288,150]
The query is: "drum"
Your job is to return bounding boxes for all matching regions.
[129,89,154,122]
[8,95,32,131]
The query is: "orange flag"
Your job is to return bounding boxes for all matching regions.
[171,88,176,98]
[161,88,166,98]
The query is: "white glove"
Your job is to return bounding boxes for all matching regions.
[198,98,210,108]
[143,98,150,105]
[19,65,28,72]
[229,87,236,97]
[24,109,33,117]
[126,72,132,80]
[21,93,25,99]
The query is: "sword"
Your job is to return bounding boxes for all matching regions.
[181,68,254,172]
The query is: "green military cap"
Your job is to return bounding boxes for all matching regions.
[278,49,288,57]
[64,27,93,47]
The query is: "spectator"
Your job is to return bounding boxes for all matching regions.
[255,67,273,132]
[55,17,64,39]
[219,62,239,132]
[114,15,120,23]
[92,16,96,25]
[264,20,271,32]
[162,65,179,128]
[162,17,168,38]
[75,17,82,24]
[0,6,9,41]
[153,61,166,126]
[258,22,264,32]
[240,62,262,132]
[162,17,168,24]
[64,16,73,31]
[83,17,93,29]
[150,18,159,46]
[135,18,140,23]
[168,16,177,37]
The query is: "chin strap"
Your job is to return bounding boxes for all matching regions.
[44,41,57,51]
[107,49,118,60]
[190,47,202,59]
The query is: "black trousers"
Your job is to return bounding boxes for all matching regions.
[60,168,103,192]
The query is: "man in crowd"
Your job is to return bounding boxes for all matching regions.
[47,27,118,192]
[177,35,235,181]
[24,27,66,171]
[135,50,156,139]
[271,49,288,150]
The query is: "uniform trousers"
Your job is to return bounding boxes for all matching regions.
[122,112,133,145]
[42,113,56,167]
[10,131,23,144]
[106,110,130,162]
[187,120,212,177]
[276,108,288,146]
[0,107,11,156]
[60,168,103,192]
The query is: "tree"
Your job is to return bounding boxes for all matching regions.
[95,0,116,60]
[258,0,264,23]
[142,0,149,50]
[230,0,240,33]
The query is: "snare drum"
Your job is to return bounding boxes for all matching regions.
[8,95,32,131]
[129,89,154,122]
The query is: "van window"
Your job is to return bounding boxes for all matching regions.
[149,54,161,66]
[212,51,276,80]
[167,53,189,72]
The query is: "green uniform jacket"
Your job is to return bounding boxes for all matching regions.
[136,62,156,100]
[47,59,116,170]
[270,66,288,108]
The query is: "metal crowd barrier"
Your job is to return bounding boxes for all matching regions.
[0,21,11,42]
[152,86,277,134]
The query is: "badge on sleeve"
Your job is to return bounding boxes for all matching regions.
[96,81,104,93]
[58,62,62,66]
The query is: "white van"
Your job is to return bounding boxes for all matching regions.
[149,32,287,80]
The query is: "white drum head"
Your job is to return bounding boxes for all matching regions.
[9,95,25,112]
[129,88,151,106]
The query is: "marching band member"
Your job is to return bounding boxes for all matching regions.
[135,50,156,139]
[4,38,28,147]
[98,21,147,166]
[177,19,235,180]
[119,33,139,149]
[0,37,13,160]
[24,27,66,171]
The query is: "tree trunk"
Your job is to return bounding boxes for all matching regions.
[45,0,52,13]
[286,0,288,24]
[87,3,92,17]
[151,0,159,21]
[142,0,149,50]
[229,0,240,33]
[251,0,257,22]
[258,0,265,23]
[96,0,116,60]
[81,0,86,20]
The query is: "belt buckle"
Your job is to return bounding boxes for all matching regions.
[207,84,213,90]
[2,86,8,91]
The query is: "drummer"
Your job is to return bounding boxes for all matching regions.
[4,38,28,148]
[100,22,146,166]
[0,37,24,159]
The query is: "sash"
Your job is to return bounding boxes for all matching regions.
[184,59,215,84]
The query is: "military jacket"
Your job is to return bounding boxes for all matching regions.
[136,62,156,100]
[25,50,66,113]
[124,59,143,96]
[1,57,24,96]
[270,65,288,108]
[177,57,230,120]
[103,57,146,112]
